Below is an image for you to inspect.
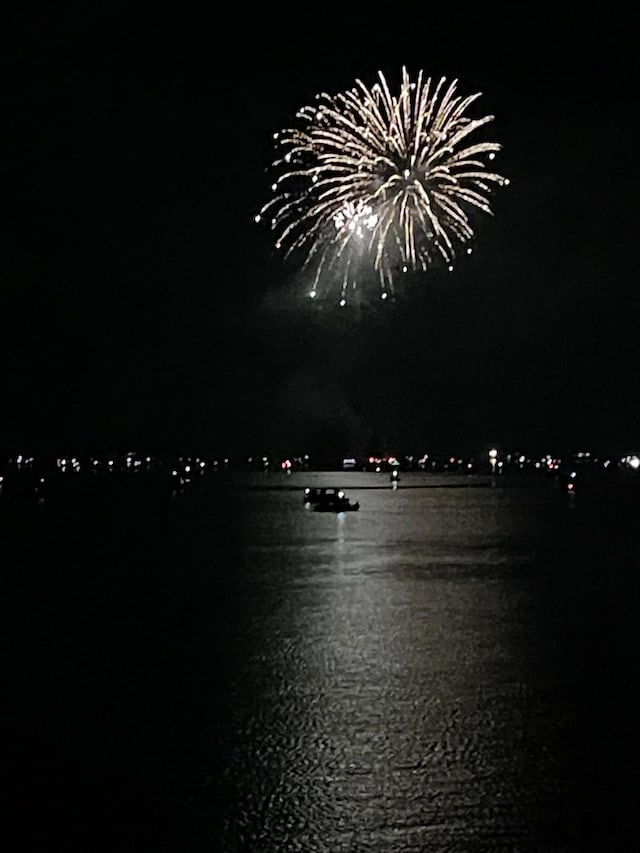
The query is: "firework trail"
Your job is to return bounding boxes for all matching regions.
[256,67,509,305]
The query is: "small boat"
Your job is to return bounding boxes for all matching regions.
[313,498,359,512]
[308,487,359,512]
[304,486,346,505]
[303,486,329,505]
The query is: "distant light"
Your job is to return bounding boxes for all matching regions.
[339,299,346,307]
[309,290,316,298]
[381,292,388,300]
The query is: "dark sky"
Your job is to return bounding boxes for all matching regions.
[4,5,639,460]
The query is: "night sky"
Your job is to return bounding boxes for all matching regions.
[5,6,639,461]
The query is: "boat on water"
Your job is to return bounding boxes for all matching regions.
[313,494,359,512]
[303,486,327,505]
[304,486,360,512]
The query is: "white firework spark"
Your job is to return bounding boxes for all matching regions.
[256,67,509,304]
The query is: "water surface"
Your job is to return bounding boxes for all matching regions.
[5,472,639,850]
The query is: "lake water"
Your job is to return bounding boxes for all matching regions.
[4,471,639,851]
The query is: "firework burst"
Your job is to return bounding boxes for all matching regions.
[255,67,509,305]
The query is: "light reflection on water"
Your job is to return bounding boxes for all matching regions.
[176,474,580,851]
